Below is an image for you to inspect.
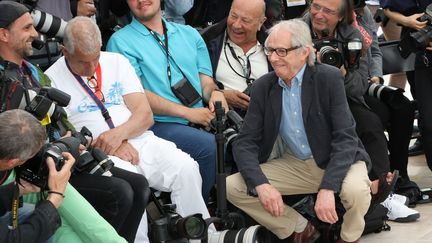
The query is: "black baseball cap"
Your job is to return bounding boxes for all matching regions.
[0,1,29,28]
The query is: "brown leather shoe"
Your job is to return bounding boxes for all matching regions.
[335,238,359,243]
[289,221,320,243]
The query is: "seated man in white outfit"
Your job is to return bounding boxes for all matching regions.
[45,16,213,242]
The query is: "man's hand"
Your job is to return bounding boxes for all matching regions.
[255,183,284,217]
[183,107,215,127]
[427,41,432,51]
[77,0,97,17]
[223,90,250,110]
[18,180,40,196]
[93,129,125,155]
[46,152,75,208]
[403,13,427,30]
[369,76,381,84]
[314,189,338,224]
[208,90,229,113]
[113,140,139,165]
[61,131,86,153]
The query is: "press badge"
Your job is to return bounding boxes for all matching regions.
[287,0,306,7]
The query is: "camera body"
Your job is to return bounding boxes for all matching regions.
[15,136,80,189]
[314,38,363,69]
[398,3,432,58]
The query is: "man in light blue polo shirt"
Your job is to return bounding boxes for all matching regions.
[107,0,228,203]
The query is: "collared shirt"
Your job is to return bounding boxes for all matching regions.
[107,17,213,124]
[278,64,312,160]
[215,34,268,92]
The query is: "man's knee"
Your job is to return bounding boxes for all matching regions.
[226,173,247,202]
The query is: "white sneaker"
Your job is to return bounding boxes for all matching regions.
[381,196,420,222]
[390,193,409,206]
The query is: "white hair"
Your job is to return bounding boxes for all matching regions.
[63,16,102,55]
[266,19,316,66]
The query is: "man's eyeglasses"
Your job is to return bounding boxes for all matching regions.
[264,46,301,57]
[87,76,105,103]
[310,2,339,16]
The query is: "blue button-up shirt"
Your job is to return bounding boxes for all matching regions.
[278,64,312,160]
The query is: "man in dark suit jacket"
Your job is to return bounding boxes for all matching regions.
[226,19,372,243]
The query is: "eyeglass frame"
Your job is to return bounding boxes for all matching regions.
[87,76,105,103]
[310,2,339,16]
[264,46,301,57]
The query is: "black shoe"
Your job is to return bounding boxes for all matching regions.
[408,139,424,156]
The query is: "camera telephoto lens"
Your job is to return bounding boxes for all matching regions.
[208,225,270,243]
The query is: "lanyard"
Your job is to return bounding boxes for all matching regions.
[144,21,187,84]
[65,61,115,129]
[11,181,20,229]
[92,64,103,96]
[223,34,255,85]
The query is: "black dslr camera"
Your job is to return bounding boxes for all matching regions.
[15,136,80,189]
[399,3,432,58]
[23,87,71,122]
[151,205,207,242]
[313,38,363,69]
[71,127,115,176]
[149,193,208,242]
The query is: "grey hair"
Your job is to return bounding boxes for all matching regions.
[0,109,46,161]
[63,16,102,55]
[265,19,316,66]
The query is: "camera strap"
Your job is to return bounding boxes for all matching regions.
[223,33,255,86]
[65,61,115,129]
[144,21,188,84]
[11,181,20,229]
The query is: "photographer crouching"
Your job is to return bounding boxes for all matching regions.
[0,109,75,242]
[0,2,146,242]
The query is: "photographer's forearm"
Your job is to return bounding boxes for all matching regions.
[145,90,190,119]
[384,9,425,30]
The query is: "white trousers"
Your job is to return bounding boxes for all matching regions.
[110,131,212,243]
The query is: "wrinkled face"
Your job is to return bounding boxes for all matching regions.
[3,13,38,59]
[127,0,161,22]
[64,45,101,77]
[227,0,265,48]
[266,30,309,82]
[310,0,343,36]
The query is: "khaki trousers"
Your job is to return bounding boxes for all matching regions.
[226,153,371,242]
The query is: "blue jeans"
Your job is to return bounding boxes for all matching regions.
[151,122,216,202]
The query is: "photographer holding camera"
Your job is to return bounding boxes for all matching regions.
[302,0,400,186]
[0,109,75,243]
[381,0,432,173]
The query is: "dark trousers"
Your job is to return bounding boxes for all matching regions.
[70,167,150,242]
[415,66,432,169]
[349,101,390,180]
[364,95,414,178]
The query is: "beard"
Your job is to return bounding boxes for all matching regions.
[13,40,34,58]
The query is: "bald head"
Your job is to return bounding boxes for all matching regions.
[231,0,265,17]
[227,0,266,52]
